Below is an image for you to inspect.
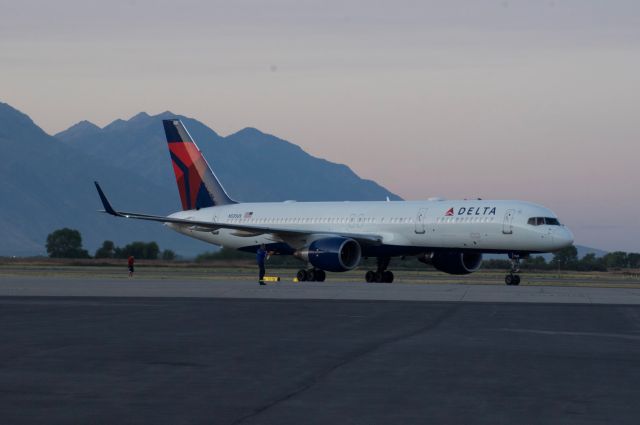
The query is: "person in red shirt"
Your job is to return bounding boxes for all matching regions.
[128,256,135,277]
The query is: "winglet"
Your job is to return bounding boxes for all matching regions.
[94,181,120,216]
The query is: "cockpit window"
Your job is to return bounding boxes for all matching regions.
[527,217,561,226]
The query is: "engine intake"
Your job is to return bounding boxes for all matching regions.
[429,251,483,275]
[296,237,362,272]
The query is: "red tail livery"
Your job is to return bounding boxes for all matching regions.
[163,119,235,210]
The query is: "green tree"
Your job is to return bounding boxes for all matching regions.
[115,241,160,259]
[144,242,159,259]
[603,251,629,269]
[46,228,90,258]
[524,255,548,270]
[576,253,606,271]
[95,240,115,258]
[480,259,511,269]
[627,253,640,269]
[550,245,578,269]
[161,249,176,261]
[195,248,253,263]
[195,251,217,262]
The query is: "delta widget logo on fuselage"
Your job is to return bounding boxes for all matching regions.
[445,207,497,217]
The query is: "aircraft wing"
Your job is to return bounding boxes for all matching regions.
[94,182,383,245]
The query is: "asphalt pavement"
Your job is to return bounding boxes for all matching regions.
[2,292,640,424]
[2,276,640,304]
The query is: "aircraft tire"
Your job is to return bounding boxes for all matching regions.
[505,275,513,285]
[365,271,375,283]
[315,270,326,282]
[383,271,394,283]
[297,269,308,282]
[513,275,521,285]
[374,271,384,283]
[306,269,316,281]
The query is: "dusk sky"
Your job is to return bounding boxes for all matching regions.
[1,0,639,251]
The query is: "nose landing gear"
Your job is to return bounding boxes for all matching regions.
[505,254,521,286]
[365,257,394,283]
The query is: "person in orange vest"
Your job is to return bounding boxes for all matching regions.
[128,255,135,278]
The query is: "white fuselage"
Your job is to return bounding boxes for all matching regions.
[166,199,573,255]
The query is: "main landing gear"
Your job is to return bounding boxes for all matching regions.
[296,268,326,282]
[365,257,394,283]
[505,255,521,286]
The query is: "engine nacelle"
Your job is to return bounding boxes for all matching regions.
[431,251,483,275]
[296,237,362,272]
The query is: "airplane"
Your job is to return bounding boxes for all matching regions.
[94,119,574,285]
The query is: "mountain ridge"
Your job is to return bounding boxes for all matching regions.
[2,102,610,259]
[0,102,206,256]
[54,120,100,140]
[56,110,401,203]
[1,102,401,256]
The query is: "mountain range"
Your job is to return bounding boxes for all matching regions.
[0,101,608,259]
[0,102,400,257]
[55,111,401,204]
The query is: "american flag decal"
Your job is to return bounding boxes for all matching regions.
[244,211,254,219]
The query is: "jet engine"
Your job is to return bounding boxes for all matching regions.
[427,251,483,275]
[295,237,362,272]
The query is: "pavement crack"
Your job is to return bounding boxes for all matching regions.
[461,286,470,301]
[498,327,640,341]
[228,303,460,425]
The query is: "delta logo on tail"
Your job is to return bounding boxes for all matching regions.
[161,119,239,211]
[445,207,497,216]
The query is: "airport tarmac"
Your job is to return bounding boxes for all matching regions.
[2,277,640,424]
[2,276,640,304]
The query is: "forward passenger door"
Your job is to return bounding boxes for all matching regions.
[502,209,515,234]
[414,208,427,234]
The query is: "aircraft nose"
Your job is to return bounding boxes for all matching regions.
[555,227,574,248]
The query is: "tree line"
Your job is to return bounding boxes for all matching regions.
[484,246,640,271]
[46,228,175,260]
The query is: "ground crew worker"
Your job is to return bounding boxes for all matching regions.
[128,255,135,278]
[257,244,267,285]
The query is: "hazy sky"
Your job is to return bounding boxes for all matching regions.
[1,0,639,251]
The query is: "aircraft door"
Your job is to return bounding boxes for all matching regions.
[348,213,356,229]
[414,208,427,234]
[502,209,515,234]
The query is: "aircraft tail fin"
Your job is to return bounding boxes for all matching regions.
[163,119,236,210]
